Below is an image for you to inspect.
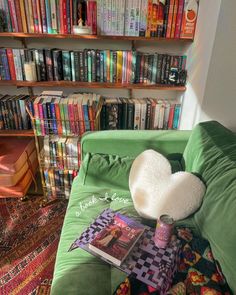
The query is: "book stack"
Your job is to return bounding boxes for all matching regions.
[33,92,100,136]
[0,0,198,39]
[43,136,80,169]
[43,168,78,199]
[100,97,181,131]
[0,94,33,131]
[0,48,187,86]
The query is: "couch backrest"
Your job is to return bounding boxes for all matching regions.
[183,121,236,292]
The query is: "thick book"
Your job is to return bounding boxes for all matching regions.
[88,212,145,266]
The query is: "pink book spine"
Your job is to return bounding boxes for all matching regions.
[31,0,39,33]
[38,102,45,136]
[8,0,19,32]
[174,0,184,38]
[73,103,79,135]
[92,1,97,35]
[68,102,75,134]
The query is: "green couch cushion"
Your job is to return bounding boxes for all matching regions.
[77,152,184,191]
[183,121,236,292]
[81,130,190,159]
[51,176,141,295]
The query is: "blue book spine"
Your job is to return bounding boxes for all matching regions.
[3,0,12,32]
[0,49,10,80]
[83,104,90,131]
[45,0,52,33]
[71,52,75,81]
[87,51,92,83]
[50,102,58,134]
[173,104,181,129]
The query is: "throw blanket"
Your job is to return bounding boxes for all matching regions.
[114,228,232,295]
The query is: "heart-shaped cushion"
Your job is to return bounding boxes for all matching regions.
[129,150,206,221]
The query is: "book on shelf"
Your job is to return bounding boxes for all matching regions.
[0,94,33,131]
[0,48,187,87]
[88,212,145,266]
[100,97,182,131]
[0,0,198,39]
[32,92,101,136]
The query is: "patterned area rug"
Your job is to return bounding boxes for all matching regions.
[0,197,67,295]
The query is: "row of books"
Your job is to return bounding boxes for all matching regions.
[0,94,33,130]
[0,0,199,39]
[100,98,181,130]
[43,136,81,169]
[33,92,101,136]
[0,48,187,85]
[44,168,78,199]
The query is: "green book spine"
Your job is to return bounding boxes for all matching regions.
[87,50,92,83]
[70,52,75,82]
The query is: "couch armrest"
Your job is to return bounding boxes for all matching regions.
[81,130,191,159]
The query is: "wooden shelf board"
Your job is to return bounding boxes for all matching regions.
[0,32,193,42]
[0,130,34,137]
[0,80,186,91]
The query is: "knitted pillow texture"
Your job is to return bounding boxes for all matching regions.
[129,150,206,221]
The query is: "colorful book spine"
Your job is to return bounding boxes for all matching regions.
[174,0,184,38]
[45,0,52,33]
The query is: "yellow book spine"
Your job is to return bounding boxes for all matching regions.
[117,51,123,83]
[28,0,35,33]
[19,0,28,33]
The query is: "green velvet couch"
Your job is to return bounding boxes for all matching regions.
[51,121,236,294]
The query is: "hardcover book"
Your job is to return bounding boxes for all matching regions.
[89,212,145,266]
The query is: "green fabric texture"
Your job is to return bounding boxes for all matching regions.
[81,130,190,159]
[51,130,190,295]
[51,179,140,295]
[77,152,184,191]
[183,121,236,292]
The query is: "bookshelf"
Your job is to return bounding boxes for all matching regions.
[0,81,186,91]
[0,130,34,137]
[0,0,199,203]
[0,33,193,42]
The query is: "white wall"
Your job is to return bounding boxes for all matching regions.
[198,0,236,131]
[180,0,222,130]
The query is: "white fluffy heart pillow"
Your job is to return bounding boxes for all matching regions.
[129,150,206,221]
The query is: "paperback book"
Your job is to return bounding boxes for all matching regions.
[88,212,145,266]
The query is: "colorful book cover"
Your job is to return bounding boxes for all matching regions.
[8,0,18,32]
[171,0,179,38]
[50,0,58,33]
[89,212,145,266]
[180,0,199,39]
[45,0,52,33]
[145,0,153,37]
[174,0,185,38]
[3,0,13,32]
[19,0,28,33]
[166,0,175,38]
[14,0,23,32]
[1,49,11,80]
[6,49,16,80]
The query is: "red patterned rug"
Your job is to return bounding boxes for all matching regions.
[0,197,67,295]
